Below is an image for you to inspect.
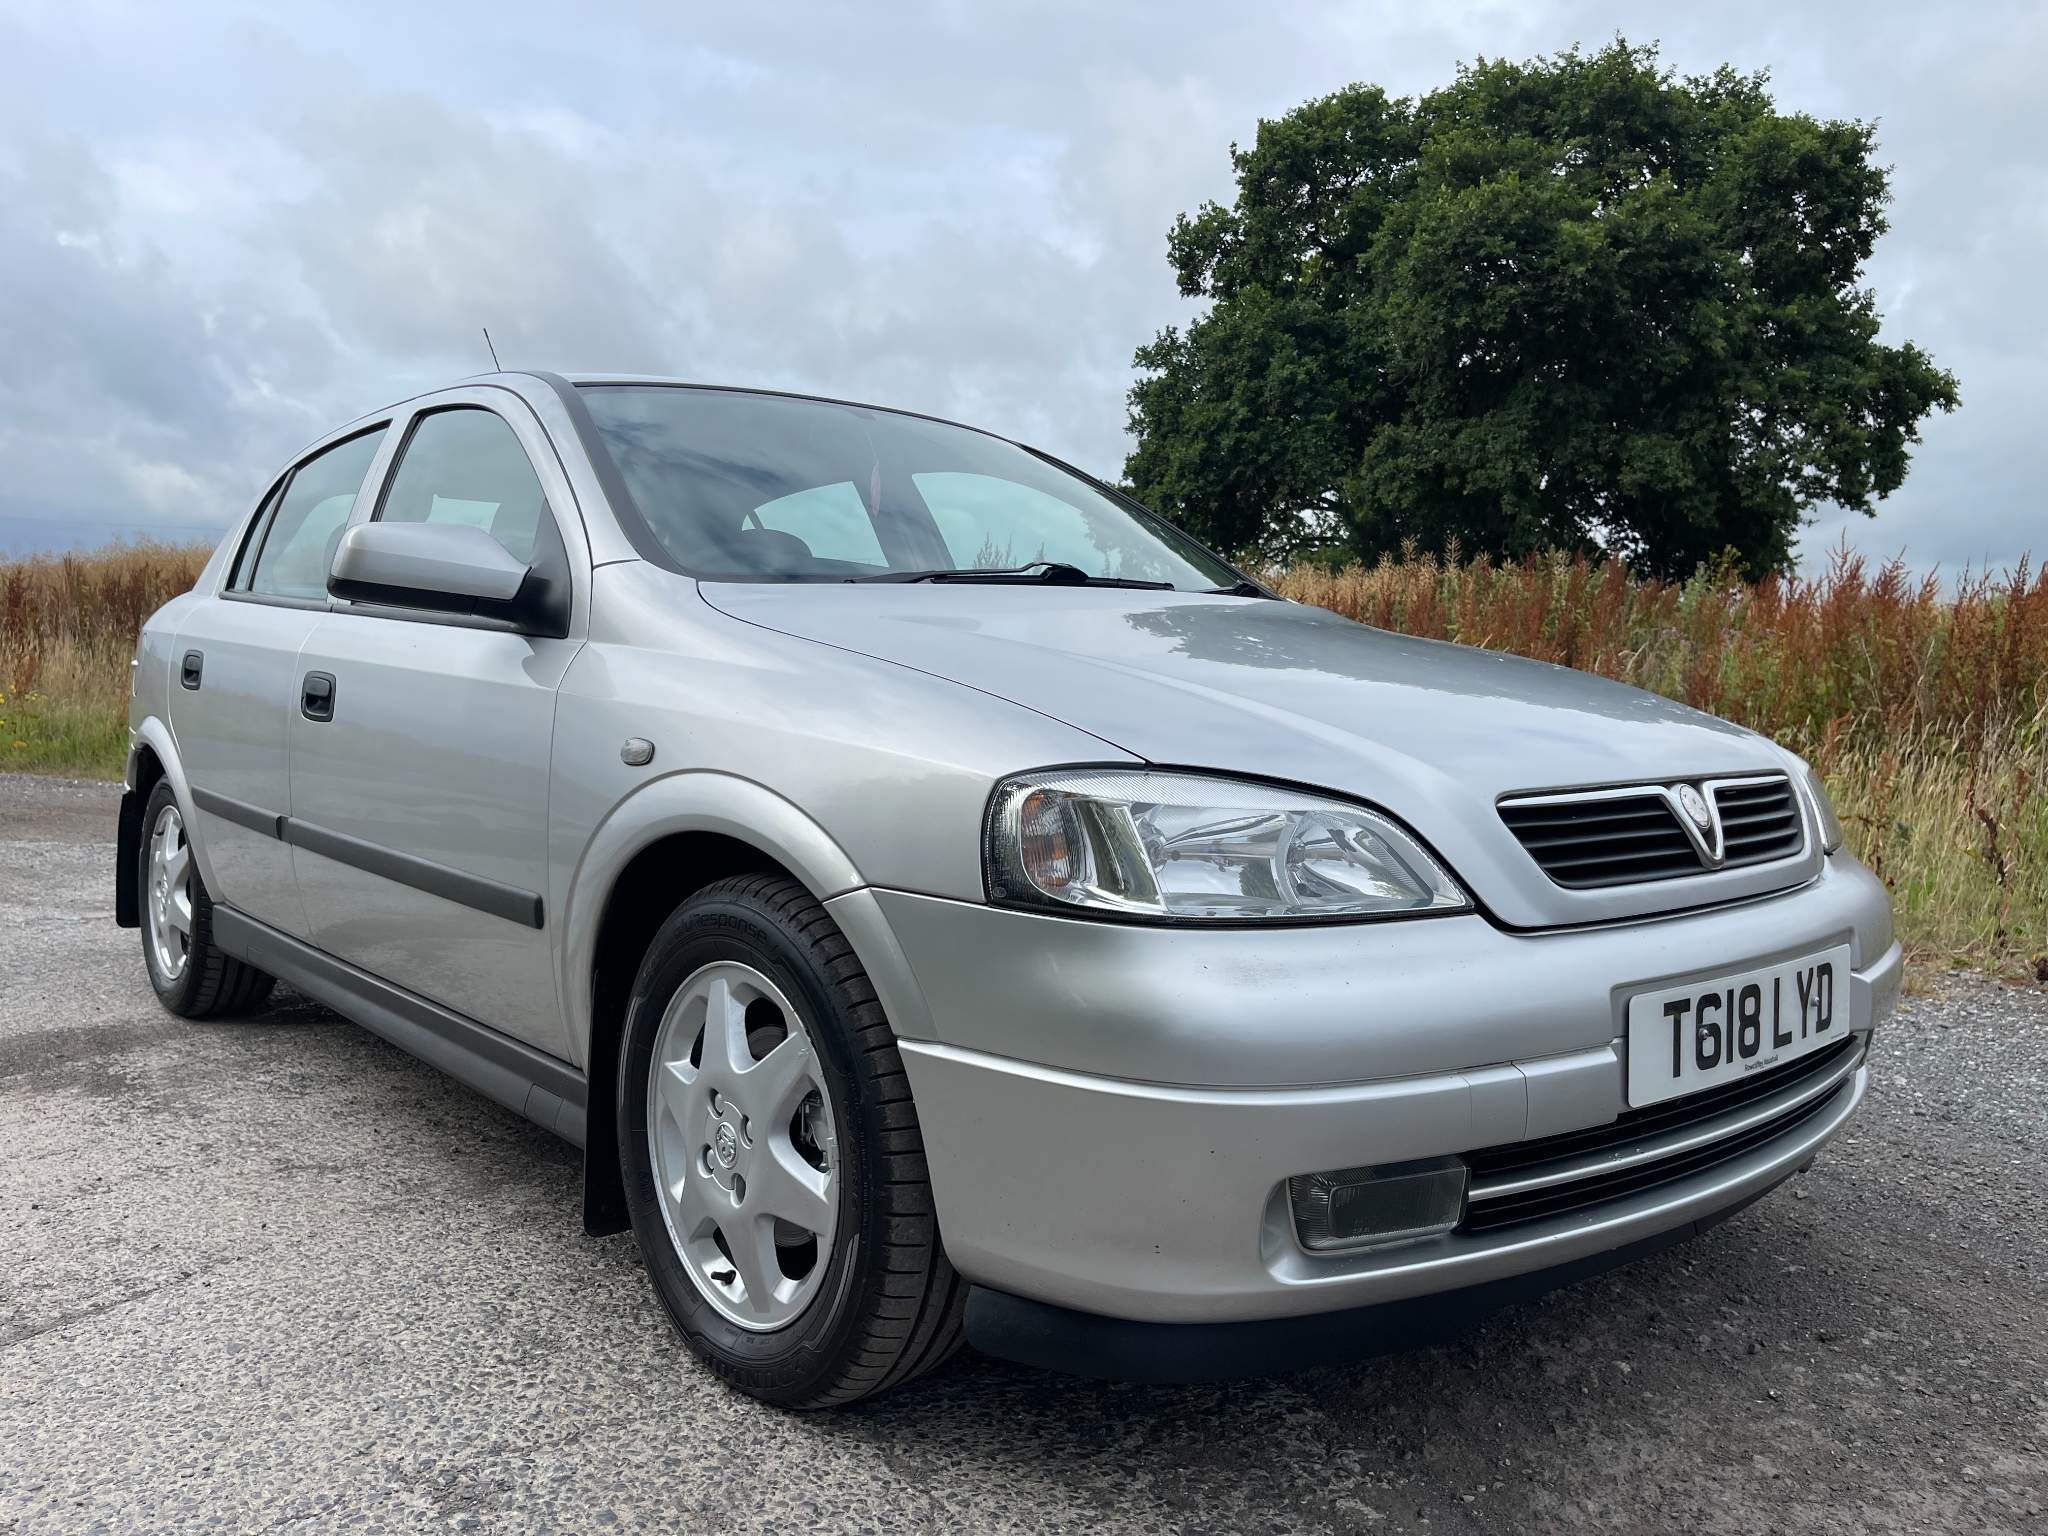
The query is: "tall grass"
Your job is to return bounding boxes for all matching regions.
[1268,547,2048,751]
[0,542,212,778]
[2,539,2041,974]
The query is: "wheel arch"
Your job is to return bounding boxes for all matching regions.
[120,720,218,923]
[563,772,881,1236]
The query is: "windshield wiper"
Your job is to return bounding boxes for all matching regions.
[847,560,1175,590]
[1206,579,1273,598]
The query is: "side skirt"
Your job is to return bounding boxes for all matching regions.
[211,905,587,1148]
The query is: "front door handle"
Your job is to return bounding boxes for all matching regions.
[180,650,203,690]
[301,671,336,723]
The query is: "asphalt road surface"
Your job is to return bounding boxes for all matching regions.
[3,773,2044,1534]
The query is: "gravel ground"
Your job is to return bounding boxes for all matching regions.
[1,772,2044,1535]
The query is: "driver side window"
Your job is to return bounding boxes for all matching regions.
[376,408,551,565]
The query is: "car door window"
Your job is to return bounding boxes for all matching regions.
[377,408,549,564]
[244,428,388,599]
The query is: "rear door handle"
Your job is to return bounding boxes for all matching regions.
[301,671,336,723]
[180,650,203,690]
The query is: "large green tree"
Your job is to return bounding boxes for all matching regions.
[1124,42,1958,577]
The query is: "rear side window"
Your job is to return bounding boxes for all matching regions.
[225,481,284,590]
[376,408,549,564]
[243,428,388,599]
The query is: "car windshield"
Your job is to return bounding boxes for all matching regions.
[576,385,1240,588]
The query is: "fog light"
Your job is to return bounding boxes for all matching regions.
[1287,1156,1468,1253]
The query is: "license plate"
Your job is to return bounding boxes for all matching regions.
[1625,945,1853,1108]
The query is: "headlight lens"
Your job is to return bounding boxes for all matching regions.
[1802,764,1844,853]
[985,769,1469,922]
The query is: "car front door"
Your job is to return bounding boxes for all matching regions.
[170,423,392,938]
[285,392,585,1058]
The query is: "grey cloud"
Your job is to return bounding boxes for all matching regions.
[275,93,677,375]
[0,131,329,543]
[0,0,2034,575]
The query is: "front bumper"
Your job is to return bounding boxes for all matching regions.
[845,852,1899,1333]
[963,1171,1802,1384]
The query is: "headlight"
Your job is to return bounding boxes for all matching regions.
[1801,764,1844,854]
[984,768,1469,923]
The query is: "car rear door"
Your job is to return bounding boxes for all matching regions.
[170,423,392,937]
[285,389,586,1058]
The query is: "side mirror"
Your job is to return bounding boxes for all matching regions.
[329,522,546,628]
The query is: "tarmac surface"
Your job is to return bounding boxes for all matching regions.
[2,772,2044,1533]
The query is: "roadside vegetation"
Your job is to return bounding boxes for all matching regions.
[3,540,2042,977]
[1,541,209,779]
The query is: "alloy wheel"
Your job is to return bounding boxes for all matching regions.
[146,802,194,984]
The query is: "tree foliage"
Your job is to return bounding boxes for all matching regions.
[1124,42,1959,577]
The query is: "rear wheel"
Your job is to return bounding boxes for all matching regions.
[618,874,965,1408]
[139,779,275,1017]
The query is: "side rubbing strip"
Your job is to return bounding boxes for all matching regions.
[210,905,584,1146]
[283,817,546,930]
[184,790,544,929]
[191,787,285,839]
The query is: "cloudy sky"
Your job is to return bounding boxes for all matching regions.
[2,0,2040,573]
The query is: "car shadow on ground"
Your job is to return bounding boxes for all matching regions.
[781,1225,1820,1528]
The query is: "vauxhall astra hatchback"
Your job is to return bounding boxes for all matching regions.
[119,372,1899,1407]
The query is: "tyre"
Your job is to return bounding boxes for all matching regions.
[138,779,276,1017]
[617,873,965,1408]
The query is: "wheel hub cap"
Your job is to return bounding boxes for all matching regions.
[711,1118,741,1174]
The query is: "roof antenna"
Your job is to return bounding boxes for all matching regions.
[481,326,503,371]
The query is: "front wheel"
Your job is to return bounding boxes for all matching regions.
[617,874,965,1408]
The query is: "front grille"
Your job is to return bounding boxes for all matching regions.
[1460,1035,1860,1234]
[1712,777,1804,865]
[1500,792,1699,887]
[1499,774,1805,890]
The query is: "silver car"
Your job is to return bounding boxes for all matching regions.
[119,373,1900,1408]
